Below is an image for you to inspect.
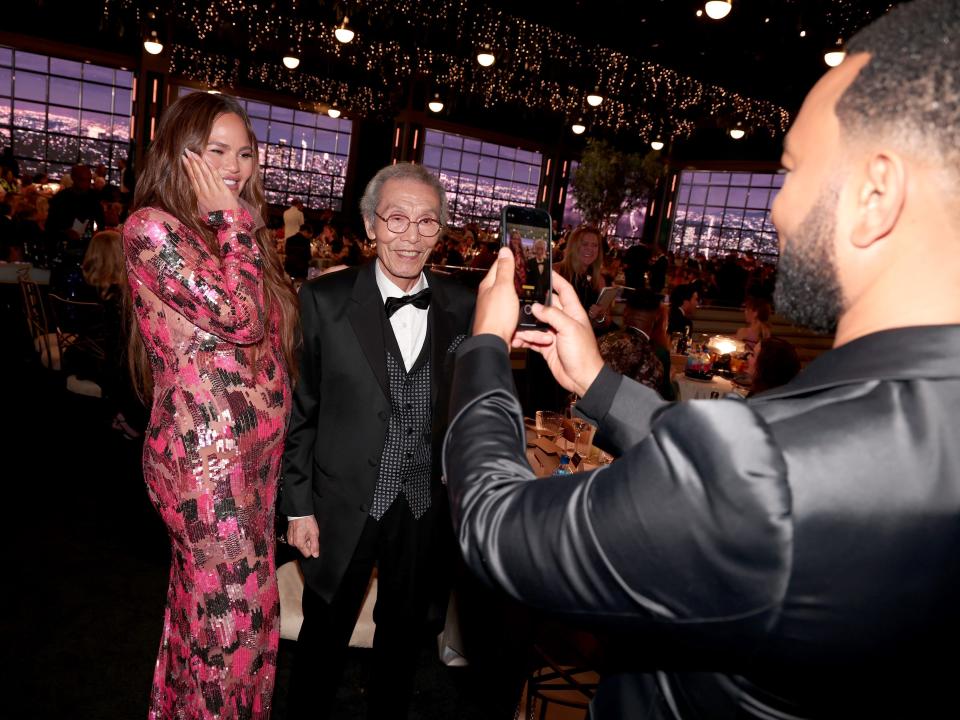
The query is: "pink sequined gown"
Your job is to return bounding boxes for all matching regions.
[123,206,291,719]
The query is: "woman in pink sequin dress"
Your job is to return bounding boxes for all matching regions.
[122,92,298,718]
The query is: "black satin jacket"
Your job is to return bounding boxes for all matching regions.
[443,326,960,718]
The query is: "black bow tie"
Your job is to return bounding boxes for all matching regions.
[384,287,432,318]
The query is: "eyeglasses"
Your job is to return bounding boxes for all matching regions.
[374,211,443,237]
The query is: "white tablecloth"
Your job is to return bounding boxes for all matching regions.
[675,374,746,401]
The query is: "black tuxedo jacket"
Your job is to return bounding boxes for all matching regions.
[281,261,475,601]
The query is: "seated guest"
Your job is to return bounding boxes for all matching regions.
[598,327,665,397]
[77,230,146,437]
[736,295,773,352]
[284,222,314,280]
[608,291,675,400]
[667,282,698,334]
[747,336,801,397]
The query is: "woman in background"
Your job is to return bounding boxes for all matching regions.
[555,224,609,332]
[122,92,297,719]
[736,295,773,352]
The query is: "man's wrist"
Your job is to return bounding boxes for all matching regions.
[574,356,605,397]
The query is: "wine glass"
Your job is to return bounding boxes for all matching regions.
[535,410,563,444]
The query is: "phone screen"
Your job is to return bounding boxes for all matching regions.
[501,206,552,327]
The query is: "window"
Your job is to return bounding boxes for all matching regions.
[670,170,783,261]
[561,159,647,248]
[178,87,351,210]
[0,47,133,185]
[422,129,542,227]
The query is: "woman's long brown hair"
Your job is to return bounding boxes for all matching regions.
[557,224,604,292]
[125,92,299,402]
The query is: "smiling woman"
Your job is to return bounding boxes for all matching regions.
[120,91,298,720]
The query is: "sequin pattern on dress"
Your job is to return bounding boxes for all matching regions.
[123,206,291,719]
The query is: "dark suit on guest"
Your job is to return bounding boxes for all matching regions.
[281,261,474,718]
[444,326,960,718]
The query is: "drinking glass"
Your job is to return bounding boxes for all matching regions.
[535,411,564,443]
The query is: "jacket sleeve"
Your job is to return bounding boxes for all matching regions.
[443,335,793,635]
[123,207,264,344]
[280,281,322,517]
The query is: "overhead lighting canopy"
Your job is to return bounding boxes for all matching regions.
[650,140,664,151]
[335,16,355,44]
[282,55,300,69]
[428,94,444,113]
[586,88,603,107]
[571,121,586,135]
[476,47,495,67]
[704,1,732,20]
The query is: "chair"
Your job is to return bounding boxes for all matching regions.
[19,271,60,371]
[524,632,600,720]
[47,293,106,398]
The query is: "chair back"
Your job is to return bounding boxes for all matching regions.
[18,271,60,370]
[48,293,107,366]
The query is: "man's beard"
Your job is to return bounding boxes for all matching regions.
[773,186,845,335]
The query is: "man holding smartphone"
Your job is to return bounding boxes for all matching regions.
[443,1,960,716]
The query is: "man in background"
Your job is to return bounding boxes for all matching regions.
[283,197,305,240]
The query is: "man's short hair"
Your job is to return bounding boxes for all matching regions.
[534,238,547,250]
[359,163,449,228]
[837,0,959,187]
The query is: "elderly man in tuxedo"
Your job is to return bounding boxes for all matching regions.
[443,1,960,717]
[282,162,474,718]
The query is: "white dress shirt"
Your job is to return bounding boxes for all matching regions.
[375,261,429,372]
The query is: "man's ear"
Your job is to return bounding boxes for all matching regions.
[849,150,906,249]
[364,218,376,241]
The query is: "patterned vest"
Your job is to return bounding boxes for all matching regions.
[369,322,433,521]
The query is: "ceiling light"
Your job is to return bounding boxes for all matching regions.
[427,94,444,113]
[650,140,664,151]
[729,127,746,140]
[824,39,845,67]
[327,107,341,119]
[335,16,355,44]
[143,30,163,55]
[207,89,221,95]
[282,55,300,69]
[476,47,495,67]
[586,88,604,107]
[571,121,586,135]
[824,50,845,67]
[696,9,703,17]
[800,30,807,38]
[704,1,732,20]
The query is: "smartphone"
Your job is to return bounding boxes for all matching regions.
[501,205,552,328]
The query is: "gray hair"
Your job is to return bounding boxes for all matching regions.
[359,162,449,228]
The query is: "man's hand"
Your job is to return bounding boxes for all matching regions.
[513,271,605,397]
[473,246,519,348]
[287,516,320,559]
